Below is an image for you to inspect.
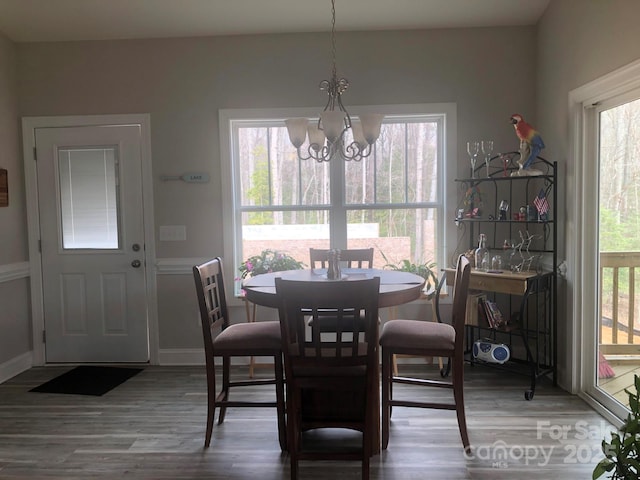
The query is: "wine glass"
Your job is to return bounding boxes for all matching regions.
[466,141,479,178]
[481,140,494,177]
[499,200,509,220]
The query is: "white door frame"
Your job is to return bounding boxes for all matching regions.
[22,114,159,366]
[569,59,640,424]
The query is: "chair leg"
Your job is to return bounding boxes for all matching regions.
[381,349,391,450]
[288,387,300,480]
[290,455,298,480]
[362,395,372,480]
[204,365,216,448]
[441,356,452,377]
[218,356,230,424]
[452,362,470,450]
[274,354,287,452]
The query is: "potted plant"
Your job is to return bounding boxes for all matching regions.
[238,249,305,279]
[593,374,640,479]
[381,252,438,293]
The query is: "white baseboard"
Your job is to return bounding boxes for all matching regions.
[157,348,204,365]
[0,351,33,384]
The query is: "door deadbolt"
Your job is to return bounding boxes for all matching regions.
[132,243,141,251]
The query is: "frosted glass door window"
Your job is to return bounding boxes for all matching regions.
[58,147,120,249]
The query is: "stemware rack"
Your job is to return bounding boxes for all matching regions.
[453,151,557,400]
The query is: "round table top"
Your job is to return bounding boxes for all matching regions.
[242,268,426,309]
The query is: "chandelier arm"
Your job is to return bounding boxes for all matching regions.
[322,94,334,115]
[302,143,332,163]
[294,146,314,161]
[336,94,352,129]
[295,135,373,163]
[343,140,370,162]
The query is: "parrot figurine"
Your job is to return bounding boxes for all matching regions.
[510,113,545,174]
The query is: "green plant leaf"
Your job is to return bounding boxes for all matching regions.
[595,374,640,479]
[380,250,437,289]
[593,458,613,479]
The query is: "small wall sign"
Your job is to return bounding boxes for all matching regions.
[0,169,7,207]
[159,172,210,183]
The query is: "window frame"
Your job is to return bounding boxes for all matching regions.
[569,58,640,420]
[219,103,457,303]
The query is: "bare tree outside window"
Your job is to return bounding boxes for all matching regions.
[229,113,446,294]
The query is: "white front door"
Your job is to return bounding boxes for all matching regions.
[35,124,149,363]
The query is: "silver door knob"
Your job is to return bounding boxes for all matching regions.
[131,260,142,268]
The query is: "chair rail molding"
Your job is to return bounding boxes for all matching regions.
[156,258,211,275]
[0,261,29,283]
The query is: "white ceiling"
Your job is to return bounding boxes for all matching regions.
[0,0,551,43]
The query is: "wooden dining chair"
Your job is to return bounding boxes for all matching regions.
[275,276,381,480]
[309,247,374,270]
[379,254,471,451]
[308,247,375,339]
[193,257,286,450]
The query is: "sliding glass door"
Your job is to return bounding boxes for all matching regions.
[593,95,640,410]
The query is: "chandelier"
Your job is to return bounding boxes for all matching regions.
[285,0,383,162]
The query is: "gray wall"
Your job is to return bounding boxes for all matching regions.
[16,29,536,260]
[13,26,537,360]
[0,31,31,369]
[4,0,639,390]
[537,0,640,388]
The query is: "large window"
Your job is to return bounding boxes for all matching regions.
[220,104,456,296]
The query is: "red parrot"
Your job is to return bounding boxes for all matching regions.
[510,114,545,169]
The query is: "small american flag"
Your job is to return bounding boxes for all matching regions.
[533,188,549,215]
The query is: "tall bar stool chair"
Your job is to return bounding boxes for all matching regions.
[193,257,286,450]
[275,276,381,480]
[379,254,471,451]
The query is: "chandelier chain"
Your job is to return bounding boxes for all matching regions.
[330,0,337,79]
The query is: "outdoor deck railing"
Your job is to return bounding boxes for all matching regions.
[600,252,640,356]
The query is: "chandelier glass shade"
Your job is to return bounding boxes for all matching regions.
[285,0,383,162]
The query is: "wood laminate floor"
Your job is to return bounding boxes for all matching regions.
[599,360,640,407]
[0,365,614,479]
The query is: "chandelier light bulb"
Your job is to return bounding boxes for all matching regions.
[284,118,309,148]
[359,114,384,145]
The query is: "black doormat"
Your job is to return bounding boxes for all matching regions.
[30,366,143,396]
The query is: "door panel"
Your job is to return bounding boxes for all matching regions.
[597,97,640,405]
[583,91,640,418]
[36,125,149,363]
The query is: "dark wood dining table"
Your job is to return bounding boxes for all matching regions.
[242,267,425,455]
[242,268,425,309]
